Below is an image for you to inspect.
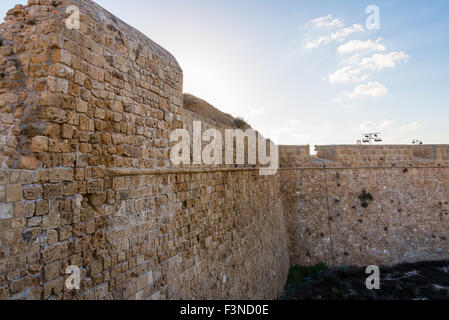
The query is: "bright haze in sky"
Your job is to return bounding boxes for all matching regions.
[2,0,449,148]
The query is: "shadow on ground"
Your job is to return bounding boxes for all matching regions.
[281,260,449,300]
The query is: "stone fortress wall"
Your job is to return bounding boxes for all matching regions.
[280,144,449,267]
[0,0,289,300]
[0,0,448,300]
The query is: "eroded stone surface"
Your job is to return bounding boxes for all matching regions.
[1,0,448,302]
[280,145,449,267]
[0,0,289,300]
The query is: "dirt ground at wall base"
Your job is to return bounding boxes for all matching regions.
[281,260,449,300]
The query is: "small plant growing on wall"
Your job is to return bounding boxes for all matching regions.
[234,117,249,129]
[286,262,328,285]
[358,190,374,208]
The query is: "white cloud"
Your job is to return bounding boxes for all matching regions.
[351,120,424,136]
[274,119,303,135]
[306,24,365,49]
[329,51,409,83]
[250,108,265,116]
[340,53,363,66]
[270,119,312,144]
[328,66,367,83]
[344,81,388,100]
[304,14,407,103]
[398,122,424,132]
[287,118,302,127]
[306,14,343,29]
[337,38,386,54]
[358,121,378,131]
[358,51,409,71]
[356,119,396,131]
[379,119,396,128]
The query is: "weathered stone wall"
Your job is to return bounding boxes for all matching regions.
[281,145,449,267]
[315,145,449,167]
[181,108,233,169]
[0,0,289,300]
[1,0,449,302]
[0,166,289,300]
[279,145,310,168]
[1,0,184,171]
[182,105,271,169]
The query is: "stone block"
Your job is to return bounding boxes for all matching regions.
[49,168,74,183]
[30,136,48,153]
[6,184,22,202]
[18,156,41,170]
[89,192,106,206]
[23,185,43,200]
[0,203,13,220]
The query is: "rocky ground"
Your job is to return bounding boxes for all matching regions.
[281,260,449,300]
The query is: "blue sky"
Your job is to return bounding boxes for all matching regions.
[2,0,449,147]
